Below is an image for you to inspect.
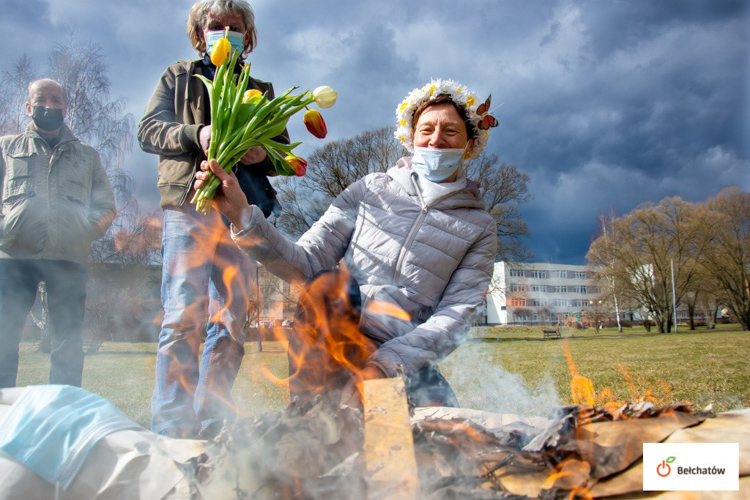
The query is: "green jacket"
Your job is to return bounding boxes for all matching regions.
[138,59,284,209]
[0,123,116,265]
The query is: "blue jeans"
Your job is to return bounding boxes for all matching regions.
[0,259,88,388]
[152,206,254,438]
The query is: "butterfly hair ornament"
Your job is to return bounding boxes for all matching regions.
[476,95,499,130]
[394,78,498,159]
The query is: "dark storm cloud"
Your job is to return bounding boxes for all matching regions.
[484,2,749,262]
[2,0,747,264]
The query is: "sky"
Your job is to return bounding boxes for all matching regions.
[3,0,749,264]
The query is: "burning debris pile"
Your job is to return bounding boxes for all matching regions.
[0,382,747,499]
[413,403,711,499]
[185,397,368,499]
[181,380,747,500]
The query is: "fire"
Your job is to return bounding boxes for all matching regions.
[280,268,382,406]
[365,300,412,321]
[562,341,681,418]
[563,341,596,407]
[542,456,592,498]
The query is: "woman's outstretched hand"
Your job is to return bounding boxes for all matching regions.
[195,158,252,228]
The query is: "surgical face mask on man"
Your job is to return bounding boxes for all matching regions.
[31,106,65,132]
[206,30,245,59]
[411,146,466,182]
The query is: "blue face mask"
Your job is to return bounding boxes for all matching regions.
[0,385,141,490]
[411,147,466,182]
[206,29,246,59]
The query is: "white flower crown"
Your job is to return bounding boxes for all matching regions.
[394,78,493,159]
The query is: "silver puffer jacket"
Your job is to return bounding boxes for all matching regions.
[233,158,497,376]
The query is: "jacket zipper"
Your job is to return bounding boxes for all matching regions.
[181,61,201,207]
[392,173,456,283]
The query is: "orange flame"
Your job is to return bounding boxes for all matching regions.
[365,300,411,321]
[563,341,595,407]
[562,341,680,415]
[268,267,380,407]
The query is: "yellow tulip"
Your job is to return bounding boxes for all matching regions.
[210,37,231,67]
[242,89,263,104]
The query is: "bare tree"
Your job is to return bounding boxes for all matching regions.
[698,187,750,330]
[274,127,533,263]
[274,127,400,235]
[595,212,624,332]
[586,297,609,334]
[90,210,163,266]
[587,197,707,333]
[48,33,134,173]
[0,54,38,135]
[467,152,532,262]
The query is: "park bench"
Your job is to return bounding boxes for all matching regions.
[542,327,562,339]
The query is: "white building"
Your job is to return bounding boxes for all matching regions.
[484,262,605,326]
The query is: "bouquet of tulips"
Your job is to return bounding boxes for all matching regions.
[191,31,337,214]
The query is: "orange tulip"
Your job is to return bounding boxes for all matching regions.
[303,109,327,139]
[285,154,307,176]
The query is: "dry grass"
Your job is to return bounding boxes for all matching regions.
[444,324,750,414]
[14,325,750,427]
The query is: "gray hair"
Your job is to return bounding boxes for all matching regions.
[27,79,67,105]
[187,0,257,55]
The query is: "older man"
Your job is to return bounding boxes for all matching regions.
[0,78,116,388]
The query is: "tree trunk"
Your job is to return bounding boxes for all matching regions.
[687,302,696,330]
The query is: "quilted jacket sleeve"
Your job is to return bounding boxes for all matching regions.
[367,216,497,377]
[231,178,366,283]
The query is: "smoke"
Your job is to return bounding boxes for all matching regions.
[442,339,561,418]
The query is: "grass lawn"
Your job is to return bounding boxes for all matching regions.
[14,324,750,427]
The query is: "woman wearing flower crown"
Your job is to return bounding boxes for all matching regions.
[195,79,498,408]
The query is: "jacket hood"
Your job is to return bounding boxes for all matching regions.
[390,156,486,211]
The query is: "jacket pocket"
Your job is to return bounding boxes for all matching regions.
[4,153,33,199]
[0,194,45,255]
[59,153,93,205]
[58,200,96,259]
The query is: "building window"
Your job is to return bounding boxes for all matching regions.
[532,270,547,279]
[510,284,527,292]
[573,286,588,294]
[555,299,568,307]
[509,268,524,278]
[552,286,567,293]
[532,285,546,292]
[550,270,565,279]
[509,297,526,307]
[573,271,586,280]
